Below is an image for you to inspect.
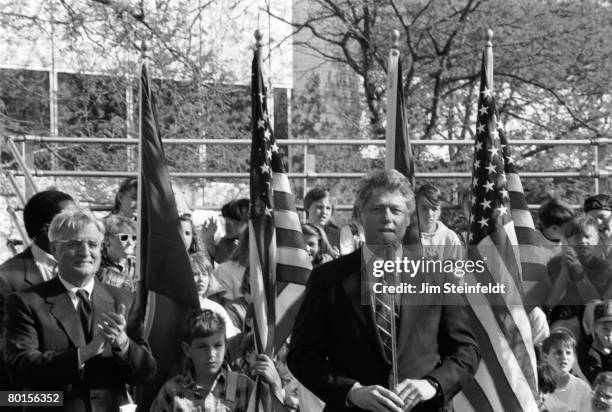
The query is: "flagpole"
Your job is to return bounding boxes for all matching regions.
[385,29,400,171]
[385,29,400,392]
[485,29,494,90]
[136,40,146,309]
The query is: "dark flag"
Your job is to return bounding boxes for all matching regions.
[136,63,200,410]
[385,44,414,186]
[248,33,312,411]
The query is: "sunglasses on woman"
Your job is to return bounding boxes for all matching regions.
[115,233,137,242]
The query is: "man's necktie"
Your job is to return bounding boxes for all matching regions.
[76,289,93,341]
[374,248,400,363]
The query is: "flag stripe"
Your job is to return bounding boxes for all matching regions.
[468,256,538,388]
[277,228,309,250]
[455,366,497,412]
[272,173,291,193]
[464,304,524,410]
[274,209,303,232]
[465,293,539,411]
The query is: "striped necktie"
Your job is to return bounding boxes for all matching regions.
[373,248,400,363]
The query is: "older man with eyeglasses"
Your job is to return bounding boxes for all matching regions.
[4,208,156,412]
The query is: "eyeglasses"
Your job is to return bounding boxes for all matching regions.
[115,234,137,242]
[56,239,102,250]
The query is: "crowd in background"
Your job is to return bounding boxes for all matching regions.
[4,175,612,411]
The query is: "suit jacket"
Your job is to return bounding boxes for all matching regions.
[288,248,480,412]
[0,248,45,341]
[4,277,157,412]
[0,247,44,404]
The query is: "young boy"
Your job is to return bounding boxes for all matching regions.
[593,371,612,412]
[538,198,575,250]
[541,331,591,412]
[150,310,282,412]
[415,183,463,261]
[578,300,612,384]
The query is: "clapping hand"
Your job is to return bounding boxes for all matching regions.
[98,304,129,352]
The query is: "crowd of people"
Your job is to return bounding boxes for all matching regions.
[3,172,612,411]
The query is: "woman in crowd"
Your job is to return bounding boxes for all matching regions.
[97,214,137,292]
[201,198,249,264]
[108,177,138,221]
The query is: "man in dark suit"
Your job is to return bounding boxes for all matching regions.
[0,190,75,401]
[288,169,480,412]
[4,208,156,412]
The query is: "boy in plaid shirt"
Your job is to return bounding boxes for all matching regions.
[150,310,282,412]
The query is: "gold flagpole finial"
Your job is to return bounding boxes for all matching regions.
[141,40,150,61]
[390,29,400,49]
[254,29,263,48]
[485,29,494,47]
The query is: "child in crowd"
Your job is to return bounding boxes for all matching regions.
[303,187,340,251]
[202,198,249,264]
[593,372,612,412]
[537,360,557,411]
[150,310,281,412]
[108,177,138,221]
[415,183,463,261]
[302,223,336,266]
[578,300,612,384]
[538,198,575,250]
[541,331,591,412]
[97,214,137,292]
[585,194,612,250]
[546,216,612,339]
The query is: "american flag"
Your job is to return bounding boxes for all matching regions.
[248,38,312,412]
[452,47,540,412]
[385,46,414,186]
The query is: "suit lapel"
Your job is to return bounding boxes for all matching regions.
[91,281,116,328]
[47,278,86,347]
[341,250,388,364]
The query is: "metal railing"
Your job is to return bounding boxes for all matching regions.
[3,134,607,213]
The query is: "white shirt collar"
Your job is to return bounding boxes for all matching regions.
[58,275,95,308]
[31,243,57,281]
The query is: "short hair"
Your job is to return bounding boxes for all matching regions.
[103,214,136,237]
[355,169,415,215]
[563,215,598,239]
[584,194,612,213]
[594,371,612,388]
[183,309,226,343]
[537,361,557,394]
[304,187,333,213]
[416,183,443,208]
[112,177,138,213]
[542,330,576,354]
[221,198,250,222]
[48,209,105,242]
[539,198,575,228]
[23,190,74,239]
